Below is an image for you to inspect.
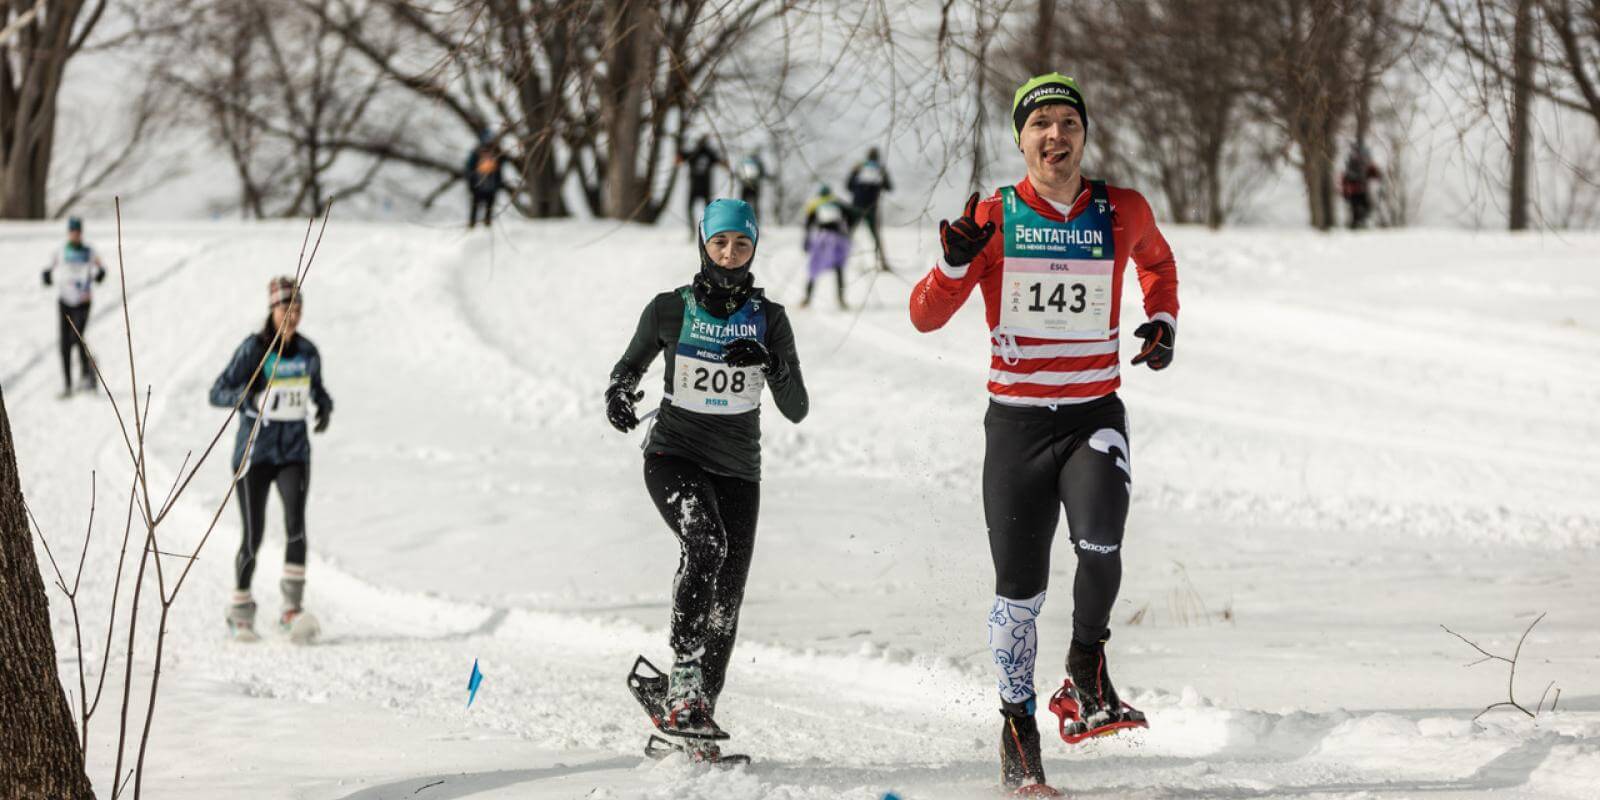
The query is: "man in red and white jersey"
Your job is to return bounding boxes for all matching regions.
[909,73,1178,795]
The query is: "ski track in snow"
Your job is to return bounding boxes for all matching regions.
[3,220,1598,799]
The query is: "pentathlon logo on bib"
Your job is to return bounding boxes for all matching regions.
[669,287,767,415]
[258,351,312,422]
[997,182,1115,340]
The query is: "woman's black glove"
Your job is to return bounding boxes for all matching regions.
[314,408,331,433]
[938,192,995,267]
[724,338,774,371]
[1130,320,1175,371]
[605,381,644,432]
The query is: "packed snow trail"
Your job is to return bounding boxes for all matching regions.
[2,219,1597,799]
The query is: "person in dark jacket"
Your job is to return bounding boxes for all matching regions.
[845,146,893,270]
[605,199,807,750]
[41,216,107,397]
[677,136,725,239]
[465,129,505,228]
[1341,141,1382,230]
[209,276,333,642]
[734,151,766,218]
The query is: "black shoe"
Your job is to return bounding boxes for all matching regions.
[1067,640,1122,723]
[999,701,1048,790]
[1051,639,1147,743]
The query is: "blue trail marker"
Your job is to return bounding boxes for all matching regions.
[467,659,484,708]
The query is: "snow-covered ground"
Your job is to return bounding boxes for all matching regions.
[3,216,1598,799]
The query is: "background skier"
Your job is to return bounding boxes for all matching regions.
[677,135,726,239]
[465,129,505,228]
[801,184,853,310]
[845,146,893,270]
[40,216,107,398]
[734,151,766,219]
[1341,141,1383,229]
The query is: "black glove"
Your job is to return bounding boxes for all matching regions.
[314,408,331,433]
[605,381,644,433]
[938,192,996,267]
[1130,320,1175,371]
[42,271,52,287]
[723,338,773,370]
[94,268,107,284]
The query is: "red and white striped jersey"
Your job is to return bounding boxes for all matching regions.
[910,177,1179,406]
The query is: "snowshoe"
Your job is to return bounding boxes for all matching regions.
[1048,641,1148,744]
[1000,702,1062,796]
[626,655,729,740]
[226,599,260,643]
[643,734,751,766]
[280,608,321,644]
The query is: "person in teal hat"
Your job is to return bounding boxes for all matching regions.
[40,216,107,397]
[606,198,808,757]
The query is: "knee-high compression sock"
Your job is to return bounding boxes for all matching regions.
[988,591,1046,709]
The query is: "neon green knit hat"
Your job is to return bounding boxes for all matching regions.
[1012,73,1087,142]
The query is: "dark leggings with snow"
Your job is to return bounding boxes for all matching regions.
[58,301,92,390]
[643,453,760,704]
[983,395,1131,646]
[234,461,309,591]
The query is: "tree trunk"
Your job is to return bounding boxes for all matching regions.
[1509,0,1534,231]
[1030,0,1056,74]
[0,388,96,799]
[601,0,654,221]
[0,0,94,219]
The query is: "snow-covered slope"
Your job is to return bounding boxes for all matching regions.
[3,217,1597,799]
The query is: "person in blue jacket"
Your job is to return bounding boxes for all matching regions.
[209,276,332,641]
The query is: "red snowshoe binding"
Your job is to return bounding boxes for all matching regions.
[1048,641,1148,744]
[626,655,730,741]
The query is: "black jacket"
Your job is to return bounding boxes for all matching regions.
[611,285,806,481]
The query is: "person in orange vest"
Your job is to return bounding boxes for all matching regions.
[465,129,505,228]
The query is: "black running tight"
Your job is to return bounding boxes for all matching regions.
[234,461,309,591]
[983,395,1131,646]
[643,453,760,704]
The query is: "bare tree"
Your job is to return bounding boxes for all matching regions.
[1510,0,1537,228]
[284,0,802,221]
[1433,0,1600,229]
[1537,0,1600,131]
[1000,0,1264,228]
[0,0,110,219]
[0,389,96,798]
[1241,0,1410,230]
[155,0,404,218]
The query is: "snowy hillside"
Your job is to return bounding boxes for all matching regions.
[3,217,1598,799]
